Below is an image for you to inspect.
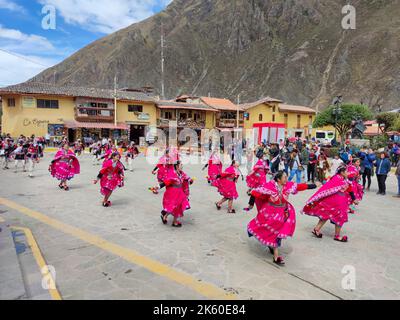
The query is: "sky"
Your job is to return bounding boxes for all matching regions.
[0,0,172,86]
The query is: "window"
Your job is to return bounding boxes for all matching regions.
[7,98,15,107]
[259,114,263,121]
[297,115,301,128]
[309,115,313,125]
[37,99,59,109]
[284,114,288,125]
[164,111,172,119]
[272,105,276,113]
[128,105,143,113]
[272,114,276,122]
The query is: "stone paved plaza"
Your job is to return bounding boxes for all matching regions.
[0,151,399,300]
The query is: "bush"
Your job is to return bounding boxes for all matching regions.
[370,134,390,150]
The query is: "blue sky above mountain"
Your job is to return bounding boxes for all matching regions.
[0,0,172,86]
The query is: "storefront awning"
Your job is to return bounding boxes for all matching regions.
[64,120,129,130]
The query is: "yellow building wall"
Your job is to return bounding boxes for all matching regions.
[1,94,75,137]
[116,101,157,126]
[205,111,215,129]
[244,103,274,130]
[245,102,317,138]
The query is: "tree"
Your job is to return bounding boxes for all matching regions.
[313,104,373,141]
[376,112,400,133]
[392,116,400,132]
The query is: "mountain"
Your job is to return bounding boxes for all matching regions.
[30,0,400,111]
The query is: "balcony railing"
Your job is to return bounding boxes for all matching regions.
[217,119,244,128]
[75,106,115,123]
[157,118,206,129]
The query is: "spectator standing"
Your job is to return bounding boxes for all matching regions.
[269,144,280,174]
[359,148,376,191]
[45,133,51,146]
[330,154,344,177]
[375,152,391,196]
[288,150,303,183]
[394,158,400,198]
[300,143,309,182]
[307,149,317,183]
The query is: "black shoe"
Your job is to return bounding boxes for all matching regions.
[273,257,285,266]
[382,192,386,196]
[376,192,381,195]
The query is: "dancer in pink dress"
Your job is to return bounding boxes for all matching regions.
[93,152,125,207]
[161,161,192,227]
[202,150,222,186]
[215,160,241,214]
[49,143,80,191]
[150,149,173,195]
[243,157,270,212]
[303,165,358,243]
[347,158,364,214]
[99,145,118,168]
[247,171,317,265]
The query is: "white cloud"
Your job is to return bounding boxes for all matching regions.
[0,51,59,86]
[0,25,55,53]
[38,0,173,34]
[0,26,64,86]
[0,0,26,13]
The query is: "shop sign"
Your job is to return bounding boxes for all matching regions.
[138,113,150,121]
[23,118,50,127]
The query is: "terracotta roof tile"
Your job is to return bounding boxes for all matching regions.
[200,97,240,111]
[278,103,316,114]
[157,100,217,112]
[240,96,283,110]
[0,82,155,102]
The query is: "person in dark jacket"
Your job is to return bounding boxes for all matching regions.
[307,149,317,183]
[394,159,400,198]
[375,152,391,195]
[359,148,376,191]
[269,144,280,174]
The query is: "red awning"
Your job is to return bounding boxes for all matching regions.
[64,120,129,130]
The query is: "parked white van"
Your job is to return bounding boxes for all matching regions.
[315,130,335,145]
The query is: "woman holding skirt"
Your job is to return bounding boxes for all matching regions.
[347,158,364,214]
[49,143,80,191]
[247,171,317,265]
[150,149,173,195]
[202,150,222,186]
[94,152,125,207]
[215,160,241,214]
[302,165,358,242]
[161,161,192,227]
[243,157,269,212]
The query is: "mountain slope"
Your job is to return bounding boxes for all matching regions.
[30,0,400,110]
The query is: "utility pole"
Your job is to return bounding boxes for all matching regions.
[236,94,240,129]
[161,22,165,100]
[114,75,118,127]
[236,94,241,140]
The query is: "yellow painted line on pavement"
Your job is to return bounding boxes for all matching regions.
[12,226,62,300]
[0,197,236,300]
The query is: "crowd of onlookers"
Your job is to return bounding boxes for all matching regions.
[250,138,400,198]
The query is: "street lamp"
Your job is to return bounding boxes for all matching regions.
[332,95,343,142]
